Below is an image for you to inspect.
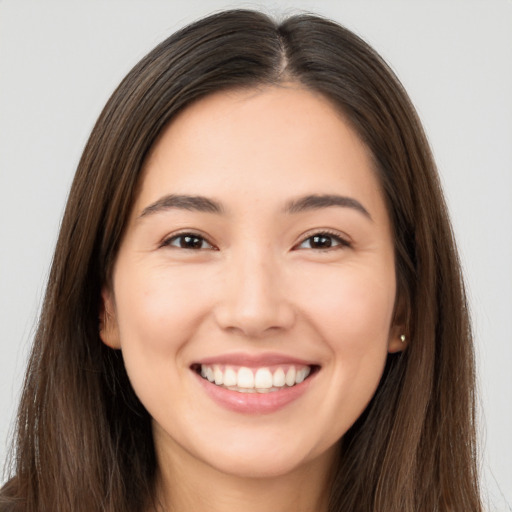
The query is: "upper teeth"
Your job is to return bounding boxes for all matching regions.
[200,364,311,392]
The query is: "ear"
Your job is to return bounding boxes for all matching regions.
[99,287,121,349]
[388,291,409,353]
[388,324,407,353]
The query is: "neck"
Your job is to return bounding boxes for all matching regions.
[153,437,336,512]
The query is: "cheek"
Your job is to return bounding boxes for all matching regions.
[111,265,211,400]
[295,261,396,348]
[296,262,395,418]
[115,264,207,347]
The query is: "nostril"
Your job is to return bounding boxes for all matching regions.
[213,282,296,337]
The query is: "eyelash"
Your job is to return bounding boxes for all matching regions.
[160,231,216,250]
[294,230,351,251]
[160,230,351,252]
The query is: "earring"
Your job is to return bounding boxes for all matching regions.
[400,334,406,344]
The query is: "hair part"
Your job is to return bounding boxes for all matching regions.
[1,9,481,512]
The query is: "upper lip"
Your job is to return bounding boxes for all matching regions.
[193,352,319,368]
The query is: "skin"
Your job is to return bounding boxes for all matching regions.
[100,84,405,512]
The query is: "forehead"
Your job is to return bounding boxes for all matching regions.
[146,84,367,168]
[135,84,387,223]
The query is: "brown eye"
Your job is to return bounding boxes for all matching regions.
[163,233,214,250]
[297,232,350,250]
[310,235,334,249]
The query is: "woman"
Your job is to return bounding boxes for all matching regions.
[0,9,482,512]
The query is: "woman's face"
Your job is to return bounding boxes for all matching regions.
[101,85,404,479]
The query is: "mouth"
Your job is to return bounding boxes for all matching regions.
[191,363,320,394]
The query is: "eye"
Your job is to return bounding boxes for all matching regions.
[161,233,215,250]
[296,231,350,250]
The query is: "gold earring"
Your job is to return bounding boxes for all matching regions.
[400,334,406,343]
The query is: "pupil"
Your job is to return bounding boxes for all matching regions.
[181,235,202,249]
[312,235,331,248]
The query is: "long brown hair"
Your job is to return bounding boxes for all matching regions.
[1,9,481,511]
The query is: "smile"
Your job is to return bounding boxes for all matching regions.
[196,364,313,393]
[191,355,320,414]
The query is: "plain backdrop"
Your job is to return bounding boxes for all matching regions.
[1,0,511,509]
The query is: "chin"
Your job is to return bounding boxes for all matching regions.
[196,432,333,480]
[208,452,309,479]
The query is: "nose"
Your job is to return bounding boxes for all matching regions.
[213,247,296,338]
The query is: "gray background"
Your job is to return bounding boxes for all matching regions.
[1,0,511,509]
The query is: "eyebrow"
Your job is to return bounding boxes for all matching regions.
[284,194,372,220]
[138,193,371,220]
[138,194,224,218]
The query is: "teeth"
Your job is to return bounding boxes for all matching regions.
[285,366,296,386]
[272,368,285,387]
[296,367,310,384]
[213,365,223,385]
[199,363,313,392]
[233,387,256,393]
[254,368,273,389]
[237,367,254,388]
[223,367,237,387]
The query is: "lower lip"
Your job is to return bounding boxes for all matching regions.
[194,371,315,414]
